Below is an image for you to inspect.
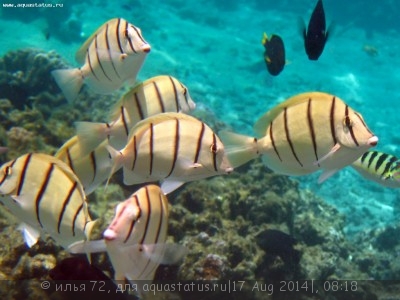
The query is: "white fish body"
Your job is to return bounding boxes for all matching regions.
[75,75,196,152]
[52,18,151,102]
[109,112,233,194]
[55,136,112,195]
[0,153,96,249]
[69,185,187,285]
[220,92,378,183]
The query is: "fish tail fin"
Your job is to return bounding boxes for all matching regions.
[219,131,261,168]
[105,145,125,188]
[52,68,83,102]
[75,121,110,153]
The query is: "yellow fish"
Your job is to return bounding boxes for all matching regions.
[55,136,112,195]
[108,112,233,194]
[52,18,151,102]
[69,185,187,291]
[75,75,196,153]
[351,150,400,188]
[0,153,96,250]
[220,92,378,183]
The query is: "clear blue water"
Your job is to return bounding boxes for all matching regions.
[1,0,399,235]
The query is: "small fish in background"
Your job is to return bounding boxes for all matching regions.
[75,75,197,153]
[107,112,233,194]
[302,0,330,60]
[69,185,187,295]
[0,153,96,250]
[220,92,378,183]
[351,150,400,188]
[55,136,112,195]
[52,18,151,102]
[262,33,285,76]
[255,229,301,265]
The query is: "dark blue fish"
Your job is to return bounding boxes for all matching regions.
[303,0,329,60]
[262,33,285,76]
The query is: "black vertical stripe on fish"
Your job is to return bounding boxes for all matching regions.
[16,153,32,196]
[382,156,397,177]
[104,23,121,79]
[134,93,144,120]
[153,82,166,112]
[71,203,84,236]
[169,76,180,110]
[367,151,378,168]
[57,181,78,234]
[166,119,180,177]
[86,48,100,82]
[89,151,97,183]
[35,163,55,228]
[360,151,369,164]
[375,153,389,172]
[211,133,218,172]
[139,187,152,245]
[149,123,154,176]
[120,106,129,136]
[105,123,111,141]
[284,107,303,167]
[125,21,137,53]
[307,98,319,165]
[130,24,146,48]
[194,122,205,163]
[269,121,282,161]
[131,136,138,171]
[66,147,74,170]
[345,105,359,146]
[354,112,372,134]
[94,34,112,82]
[116,18,124,54]
[330,96,337,145]
[123,195,138,243]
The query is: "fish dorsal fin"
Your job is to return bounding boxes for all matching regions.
[75,18,119,64]
[254,92,331,136]
[127,112,198,141]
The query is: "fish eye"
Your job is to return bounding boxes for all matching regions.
[343,116,353,129]
[210,143,218,153]
[3,166,11,176]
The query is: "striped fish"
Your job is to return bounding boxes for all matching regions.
[55,136,112,195]
[75,75,196,153]
[0,153,96,249]
[351,150,400,188]
[69,185,187,284]
[52,18,151,102]
[220,92,378,183]
[108,112,233,194]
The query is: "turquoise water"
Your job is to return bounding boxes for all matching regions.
[1,0,399,234]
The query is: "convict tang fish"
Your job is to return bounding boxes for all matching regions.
[108,112,233,194]
[0,153,96,250]
[52,18,151,102]
[220,92,378,183]
[351,150,400,188]
[75,75,196,152]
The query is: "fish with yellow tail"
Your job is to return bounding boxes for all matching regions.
[0,153,96,250]
[107,112,233,194]
[75,75,196,153]
[55,136,112,195]
[69,185,187,296]
[52,18,151,102]
[351,150,400,188]
[220,92,378,183]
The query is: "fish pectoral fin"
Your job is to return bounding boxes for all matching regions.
[67,239,107,254]
[318,168,339,183]
[160,180,185,195]
[96,49,128,62]
[314,143,341,165]
[18,223,40,248]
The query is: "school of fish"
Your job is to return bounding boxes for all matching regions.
[0,6,397,292]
